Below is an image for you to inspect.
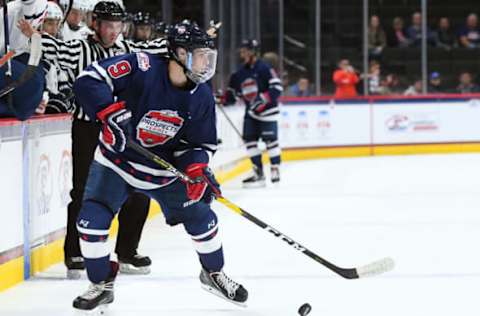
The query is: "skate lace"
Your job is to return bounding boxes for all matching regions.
[80,282,113,300]
[213,272,240,299]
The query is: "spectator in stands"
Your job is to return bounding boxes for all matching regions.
[333,59,359,98]
[458,13,480,49]
[383,74,403,95]
[287,76,312,97]
[456,72,480,93]
[404,79,423,95]
[367,60,384,95]
[368,15,386,58]
[434,17,456,50]
[428,72,447,93]
[406,12,435,47]
[387,17,409,48]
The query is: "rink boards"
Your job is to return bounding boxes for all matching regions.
[2,95,480,291]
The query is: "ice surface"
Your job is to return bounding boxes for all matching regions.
[1,153,480,316]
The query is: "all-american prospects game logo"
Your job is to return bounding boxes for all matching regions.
[136,110,184,147]
[241,78,258,102]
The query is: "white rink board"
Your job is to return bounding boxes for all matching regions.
[28,133,71,244]
[373,99,480,144]
[214,99,480,166]
[0,116,71,255]
[279,104,371,147]
[0,140,23,252]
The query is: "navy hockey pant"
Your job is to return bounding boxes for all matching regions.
[243,116,281,169]
[77,161,224,283]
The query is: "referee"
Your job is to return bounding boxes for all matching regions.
[19,1,169,277]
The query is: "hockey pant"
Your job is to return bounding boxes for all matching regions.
[243,116,281,169]
[77,161,223,283]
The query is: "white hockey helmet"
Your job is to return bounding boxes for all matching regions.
[45,1,63,20]
[59,0,91,12]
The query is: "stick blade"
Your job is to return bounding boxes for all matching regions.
[356,257,395,278]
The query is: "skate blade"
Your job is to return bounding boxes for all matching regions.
[201,284,247,308]
[74,304,108,315]
[242,181,266,189]
[67,269,83,280]
[119,263,151,275]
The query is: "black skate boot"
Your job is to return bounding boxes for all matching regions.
[73,261,119,313]
[118,254,151,275]
[242,166,266,188]
[65,256,85,280]
[200,268,248,307]
[271,165,280,184]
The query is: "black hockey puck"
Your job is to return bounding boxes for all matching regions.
[298,303,312,316]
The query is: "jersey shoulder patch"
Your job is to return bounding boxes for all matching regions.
[136,52,151,72]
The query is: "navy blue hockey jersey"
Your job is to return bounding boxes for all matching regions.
[73,52,217,190]
[225,59,283,121]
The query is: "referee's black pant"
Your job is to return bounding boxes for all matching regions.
[64,119,150,262]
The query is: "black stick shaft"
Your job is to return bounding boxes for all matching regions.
[126,139,360,279]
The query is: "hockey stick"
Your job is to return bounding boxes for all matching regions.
[126,139,395,279]
[215,100,245,143]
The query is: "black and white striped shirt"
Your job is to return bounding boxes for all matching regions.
[40,33,169,121]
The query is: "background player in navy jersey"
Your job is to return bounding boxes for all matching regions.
[222,39,283,188]
[72,21,248,312]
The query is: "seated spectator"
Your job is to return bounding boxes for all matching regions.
[367,60,384,95]
[333,59,359,98]
[434,17,456,50]
[387,17,409,48]
[406,12,435,47]
[458,13,480,49]
[456,72,480,93]
[287,76,313,97]
[382,74,403,95]
[428,72,447,93]
[368,15,386,58]
[404,79,423,95]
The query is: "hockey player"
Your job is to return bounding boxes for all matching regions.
[71,21,248,312]
[42,1,63,37]
[223,39,283,187]
[0,0,47,57]
[59,0,92,40]
[132,11,153,42]
[18,1,169,277]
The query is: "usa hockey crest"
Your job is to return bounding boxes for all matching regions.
[136,110,184,147]
[241,78,258,102]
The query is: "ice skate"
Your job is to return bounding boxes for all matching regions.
[271,164,280,184]
[73,262,118,314]
[242,166,266,188]
[200,268,248,307]
[118,254,151,275]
